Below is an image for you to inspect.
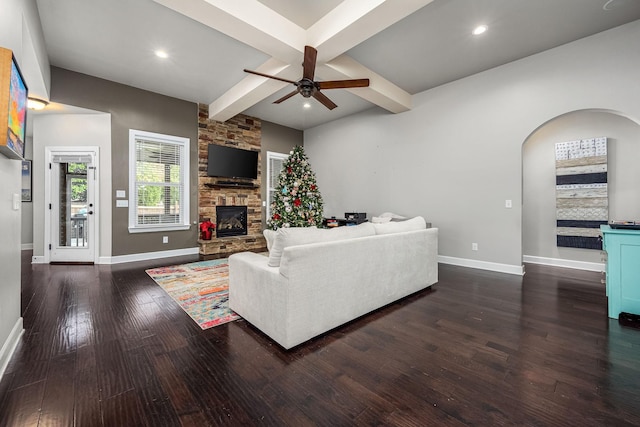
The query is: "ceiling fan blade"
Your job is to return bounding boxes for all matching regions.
[302,46,317,81]
[243,69,297,85]
[313,91,338,110]
[273,89,300,104]
[317,79,370,90]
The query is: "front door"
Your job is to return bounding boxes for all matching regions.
[48,148,98,263]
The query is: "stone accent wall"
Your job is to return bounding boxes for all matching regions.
[198,104,266,257]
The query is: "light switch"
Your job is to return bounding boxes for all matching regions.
[116,190,126,198]
[505,199,512,208]
[12,193,20,210]
[116,200,128,207]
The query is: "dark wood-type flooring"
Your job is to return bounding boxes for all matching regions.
[1,251,639,426]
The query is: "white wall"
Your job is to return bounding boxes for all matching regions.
[0,0,50,378]
[305,20,640,274]
[523,110,640,269]
[32,114,112,261]
[0,158,22,377]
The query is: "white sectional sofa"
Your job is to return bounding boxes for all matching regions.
[229,217,438,349]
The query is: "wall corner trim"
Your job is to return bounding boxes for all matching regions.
[0,317,24,379]
[438,255,525,276]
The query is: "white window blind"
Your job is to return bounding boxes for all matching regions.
[266,151,289,222]
[128,129,190,233]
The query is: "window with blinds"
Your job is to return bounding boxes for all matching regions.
[266,151,289,222]
[128,129,190,233]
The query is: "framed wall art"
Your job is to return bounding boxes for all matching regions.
[22,159,31,202]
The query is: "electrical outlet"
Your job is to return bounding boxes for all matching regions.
[505,199,512,208]
[472,243,478,251]
[162,236,168,244]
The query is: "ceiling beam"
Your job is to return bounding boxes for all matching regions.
[155,0,432,120]
[321,55,411,113]
[209,58,294,122]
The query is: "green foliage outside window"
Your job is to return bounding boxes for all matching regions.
[136,162,180,208]
[67,163,87,202]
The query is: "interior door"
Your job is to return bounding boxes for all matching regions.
[49,150,98,263]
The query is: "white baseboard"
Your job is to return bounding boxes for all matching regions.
[0,318,24,379]
[32,248,199,265]
[99,247,200,265]
[523,255,605,272]
[21,243,33,250]
[438,255,525,276]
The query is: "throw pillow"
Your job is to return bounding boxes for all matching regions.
[373,216,426,235]
[263,229,277,252]
[379,212,408,220]
[371,216,392,224]
[267,227,322,267]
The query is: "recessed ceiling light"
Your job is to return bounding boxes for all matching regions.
[303,103,311,109]
[472,25,488,36]
[155,50,168,59]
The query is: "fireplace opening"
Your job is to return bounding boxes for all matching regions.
[216,206,248,238]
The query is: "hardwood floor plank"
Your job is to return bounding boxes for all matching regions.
[38,352,76,426]
[95,339,135,399]
[74,344,104,427]
[101,389,147,427]
[0,380,45,426]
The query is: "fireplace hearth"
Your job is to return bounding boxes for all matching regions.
[216,206,248,238]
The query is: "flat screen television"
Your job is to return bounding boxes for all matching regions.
[0,48,28,159]
[207,144,258,180]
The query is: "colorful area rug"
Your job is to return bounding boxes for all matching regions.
[146,258,240,329]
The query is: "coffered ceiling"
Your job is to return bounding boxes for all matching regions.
[35,0,640,130]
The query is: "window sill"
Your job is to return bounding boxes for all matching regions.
[128,224,191,233]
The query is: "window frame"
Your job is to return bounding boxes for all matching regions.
[266,151,289,223]
[128,129,190,233]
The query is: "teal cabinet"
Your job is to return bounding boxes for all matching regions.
[601,225,640,319]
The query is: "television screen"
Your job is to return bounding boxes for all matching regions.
[207,144,258,179]
[7,55,28,158]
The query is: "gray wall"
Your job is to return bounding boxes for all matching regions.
[523,111,640,267]
[305,20,640,273]
[260,120,303,226]
[50,67,199,256]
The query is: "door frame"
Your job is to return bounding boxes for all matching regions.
[44,146,100,264]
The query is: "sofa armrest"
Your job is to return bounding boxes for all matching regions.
[228,252,288,343]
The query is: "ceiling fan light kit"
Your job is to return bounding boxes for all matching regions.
[244,46,370,110]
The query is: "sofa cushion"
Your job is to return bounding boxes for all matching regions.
[267,222,375,267]
[372,216,427,235]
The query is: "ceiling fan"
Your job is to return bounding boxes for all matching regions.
[243,46,370,110]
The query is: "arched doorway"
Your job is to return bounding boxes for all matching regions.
[522,109,640,270]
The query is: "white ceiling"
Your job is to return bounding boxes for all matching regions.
[34,0,640,130]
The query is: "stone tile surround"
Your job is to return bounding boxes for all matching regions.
[198,104,266,258]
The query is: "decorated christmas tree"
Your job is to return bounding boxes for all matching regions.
[268,145,324,229]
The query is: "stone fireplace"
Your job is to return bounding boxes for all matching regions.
[216,206,248,238]
[197,105,266,259]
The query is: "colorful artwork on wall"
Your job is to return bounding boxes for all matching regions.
[555,137,608,250]
[8,59,28,156]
